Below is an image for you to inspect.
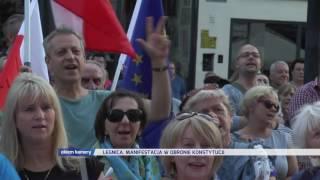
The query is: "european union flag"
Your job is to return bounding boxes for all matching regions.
[121,0,164,97]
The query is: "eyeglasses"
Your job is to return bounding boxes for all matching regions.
[107,109,143,123]
[258,99,280,112]
[81,78,102,86]
[175,112,220,127]
[238,52,260,58]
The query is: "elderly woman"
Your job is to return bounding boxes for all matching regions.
[160,112,223,180]
[292,101,320,179]
[0,73,106,180]
[234,86,298,179]
[182,89,233,147]
[182,88,249,147]
[94,90,160,179]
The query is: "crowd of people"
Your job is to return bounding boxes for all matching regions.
[0,7,318,180]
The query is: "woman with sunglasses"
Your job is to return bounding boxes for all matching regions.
[94,90,161,179]
[234,86,298,179]
[160,112,223,180]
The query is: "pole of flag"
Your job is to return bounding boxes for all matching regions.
[24,0,31,66]
[110,0,143,91]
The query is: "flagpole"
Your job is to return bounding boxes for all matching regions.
[110,0,143,91]
[24,0,31,66]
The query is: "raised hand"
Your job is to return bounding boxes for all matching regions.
[136,16,170,67]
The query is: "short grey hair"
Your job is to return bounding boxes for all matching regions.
[43,27,85,56]
[269,61,288,73]
[183,89,233,115]
[85,60,108,81]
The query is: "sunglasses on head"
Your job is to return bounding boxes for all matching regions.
[107,109,143,123]
[258,99,280,112]
[176,112,220,128]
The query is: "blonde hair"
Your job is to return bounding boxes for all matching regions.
[183,89,233,115]
[0,73,79,170]
[160,115,223,178]
[241,86,278,117]
[277,83,296,98]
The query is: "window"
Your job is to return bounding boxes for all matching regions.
[230,19,306,76]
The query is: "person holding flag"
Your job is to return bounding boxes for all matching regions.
[113,0,173,149]
[44,14,171,149]
[0,0,49,109]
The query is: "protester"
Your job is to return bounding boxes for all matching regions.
[0,73,107,179]
[169,62,186,100]
[2,14,23,54]
[160,112,223,180]
[223,44,262,115]
[234,86,298,179]
[182,89,233,147]
[81,60,107,90]
[291,101,320,178]
[290,58,304,88]
[269,61,289,90]
[256,72,270,86]
[94,90,160,179]
[278,83,296,126]
[288,79,320,126]
[203,72,229,88]
[44,16,171,148]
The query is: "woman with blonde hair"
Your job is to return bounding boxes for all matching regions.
[0,73,105,179]
[277,83,296,126]
[160,112,223,180]
[234,86,298,179]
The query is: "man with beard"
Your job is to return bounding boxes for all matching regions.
[223,44,262,115]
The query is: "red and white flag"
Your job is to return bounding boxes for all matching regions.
[51,0,136,58]
[0,0,48,108]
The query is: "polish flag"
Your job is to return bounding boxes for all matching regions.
[50,0,137,58]
[0,0,48,108]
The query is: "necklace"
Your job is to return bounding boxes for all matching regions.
[23,167,53,180]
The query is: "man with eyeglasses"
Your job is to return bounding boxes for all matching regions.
[223,44,262,115]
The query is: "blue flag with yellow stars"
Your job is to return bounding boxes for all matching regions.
[121,0,164,98]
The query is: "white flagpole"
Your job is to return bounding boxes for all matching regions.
[24,0,31,66]
[110,0,143,91]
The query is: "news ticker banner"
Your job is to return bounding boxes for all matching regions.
[59,148,320,157]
